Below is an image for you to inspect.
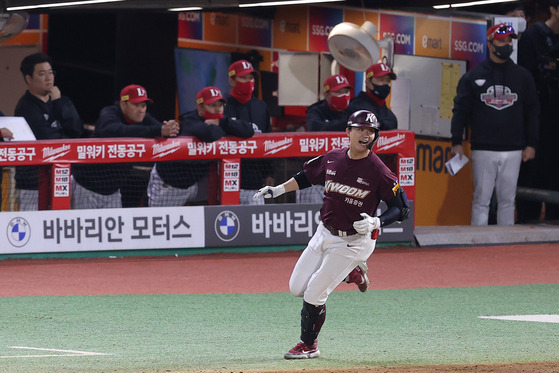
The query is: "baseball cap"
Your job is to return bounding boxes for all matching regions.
[487,23,518,41]
[324,74,352,92]
[196,86,226,105]
[120,84,153,104]
[366,62,397,80]
[228,60,256,77]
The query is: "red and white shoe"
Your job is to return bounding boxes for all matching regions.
[345,263,370,293]
[283,340,320,359]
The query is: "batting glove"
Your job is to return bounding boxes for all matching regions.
[253,185,286,200]
[353,212,381,235]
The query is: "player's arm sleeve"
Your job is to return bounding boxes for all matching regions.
[523,72,540,149]
[293,170,312,190]
[517,31,539,78]
[96,110,161,138]
[52,97,83,138]
[306,107,348,132]
[182,116,226,142]
[378,187,410,227]
[220,117,255,138]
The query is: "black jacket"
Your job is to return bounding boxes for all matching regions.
[345,91,398,131]
[155,110,255,189]
[306,100,348,131]
[14,91,83,190]
[518,21,559,108]
[224,95,273,189]
[72,104,163,195]
[451,58,539,151]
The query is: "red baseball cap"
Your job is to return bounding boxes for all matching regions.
[324,74,352,92]
[487,23,518,41]
[366,62,397,80]
[228,60,256,77]
[120,84,153,104]
[196,86,226,105]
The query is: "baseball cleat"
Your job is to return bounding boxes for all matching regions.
[346,263,370,292]
[284,340,320,359]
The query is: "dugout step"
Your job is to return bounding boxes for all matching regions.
[414,224,559,247]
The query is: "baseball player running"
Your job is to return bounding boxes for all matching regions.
[254,110,409,359]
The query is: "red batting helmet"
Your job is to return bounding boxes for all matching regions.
[347,110,381,149]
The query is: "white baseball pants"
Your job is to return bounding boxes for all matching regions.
[288,222,376,306]
[471,150,522,226]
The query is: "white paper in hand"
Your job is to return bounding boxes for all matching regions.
[445,154,469,176]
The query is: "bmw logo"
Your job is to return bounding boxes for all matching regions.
[7,217,31,247]
[214,210,240,242]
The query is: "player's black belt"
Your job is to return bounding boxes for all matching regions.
[323,224,357,237]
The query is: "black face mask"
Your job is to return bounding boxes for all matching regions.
[369,83,391,100]
[492,43,513,60]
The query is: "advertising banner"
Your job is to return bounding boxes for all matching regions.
[380,13,414,55]
[343,9,379,30]
[238,15,272,48]
[272,6,308,50]
[451,20,487,68]
[415,17,450,58]
[308,6,343,52]
[178,12,203,40]
[1,207,205,254]
[204,202,415,248]
[204,12,237,44]
[1,202,414,254]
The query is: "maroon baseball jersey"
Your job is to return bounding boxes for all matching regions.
[303,148,399,232]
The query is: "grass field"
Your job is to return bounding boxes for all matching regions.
[1,283,558,372]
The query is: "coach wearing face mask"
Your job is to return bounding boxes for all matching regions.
[346,62,398,131]
[306,74,352,132]
[149,86,254,207]
[451,23,539,226]
[224,60,274,205]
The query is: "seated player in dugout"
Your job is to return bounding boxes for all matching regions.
[306,74,353,132]
[254,110,409,359]
[148,86,254,207]
[224,59,274,205]
[346,62,398,131]
[71,85,179,209]
[298,74,353,204]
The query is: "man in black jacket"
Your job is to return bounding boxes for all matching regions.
[15,53,83,210]
[298,74,353,205]
[224,60,274,205]
[148,86,254,207]
[306,74,352,132]
[451,24,539,226]
[517,0,559,222]
[345,62,398,131]
[71,84,179,209]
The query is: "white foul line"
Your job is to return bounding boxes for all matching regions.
[478,314,559,324]
[0,346,110,359]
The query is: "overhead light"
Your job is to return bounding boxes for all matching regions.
[433,0,517,8]
[168,7,203,11]
[7,0,124,11]
[240,0,344,8]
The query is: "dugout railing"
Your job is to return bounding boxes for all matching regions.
[0,131,415,253]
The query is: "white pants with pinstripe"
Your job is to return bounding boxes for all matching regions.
[471,150,522,226]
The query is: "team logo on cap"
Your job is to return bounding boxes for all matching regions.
[215,210,240,242]
[197,88,222,104]
[7,217,31,247]
[229,61,253,76]
[480,85,518,110]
